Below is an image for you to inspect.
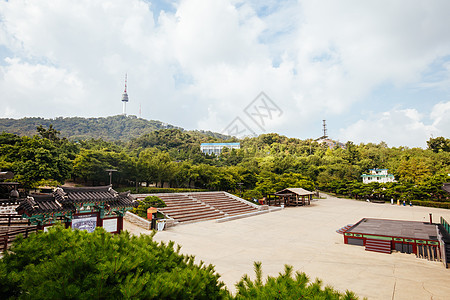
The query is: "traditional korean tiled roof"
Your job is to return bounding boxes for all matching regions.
[54,186,119,204]
[17,186,137,216]
[16,194,74,216]
[106,192,138,208]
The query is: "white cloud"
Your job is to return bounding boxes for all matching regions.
[430,101,450,136]
[0,58,86,114]
[0,0,449,147]
[338,102,450,148]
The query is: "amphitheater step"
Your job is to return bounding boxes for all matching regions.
[172,211,225,223]
[161,207,219,216]
[144,192,260,224]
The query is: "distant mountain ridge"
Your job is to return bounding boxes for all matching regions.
[0,115,230,141]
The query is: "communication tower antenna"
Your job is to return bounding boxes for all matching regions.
[322,120,328,139]
[121,74,129,115]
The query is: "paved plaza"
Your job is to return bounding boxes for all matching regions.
[124,194,450,299]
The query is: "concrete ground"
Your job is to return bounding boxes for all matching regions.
[124,194,450,299]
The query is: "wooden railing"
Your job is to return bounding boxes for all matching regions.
[0,214,30,226]
[0,225,39,252]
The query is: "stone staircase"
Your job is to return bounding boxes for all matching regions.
[189,192,258,216]
[157,194,225,223]
[141,192,260,224]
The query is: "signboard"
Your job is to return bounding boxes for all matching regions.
[72,214,97,233]
[147,207,157,214]
[103,218,118,233]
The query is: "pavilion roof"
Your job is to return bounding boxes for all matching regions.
[274,188,314,196]
[16,186,137,216]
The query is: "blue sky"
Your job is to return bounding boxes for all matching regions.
[0,0,449,148]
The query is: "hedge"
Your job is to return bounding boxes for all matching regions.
[116,187,211,194]
[410,200,450,209]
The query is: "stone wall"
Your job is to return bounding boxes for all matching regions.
[0,204,19,215]
[124,211,152,230]
[124,211,176,231]
[223,192,268,211]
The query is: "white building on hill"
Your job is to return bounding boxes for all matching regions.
[200,143,240,156]
[361,169,396,184]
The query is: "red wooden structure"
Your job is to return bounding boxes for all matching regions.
[16,185,138,234]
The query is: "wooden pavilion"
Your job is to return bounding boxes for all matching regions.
[272,188,314,207]
[16,185,138,234]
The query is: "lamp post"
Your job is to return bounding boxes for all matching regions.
[105,169,117,186]
[237,182,243,198]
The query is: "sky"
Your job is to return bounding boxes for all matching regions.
[0,0,449,148]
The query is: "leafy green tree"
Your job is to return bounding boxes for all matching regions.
[427,136,450,153]
[72,148,135,186]
[36,124,63,143]
[0,134,72,188]
[0,226,227,299]
[73,149,113,185]
[396,156,432,184]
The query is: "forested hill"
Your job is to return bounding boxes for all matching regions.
[0,115,229,141]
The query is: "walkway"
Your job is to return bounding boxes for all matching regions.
[125,194,450,299]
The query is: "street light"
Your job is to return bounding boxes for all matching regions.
[237,182,243,198]
[105,169,117,186]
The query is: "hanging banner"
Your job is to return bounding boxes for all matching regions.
[72,213,97,233]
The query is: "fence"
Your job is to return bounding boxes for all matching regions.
[0,214,30,226]
[441,217,450,233]
[439,217,450,268]
[0,225,39,252]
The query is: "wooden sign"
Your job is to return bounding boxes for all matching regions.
[147,207,157,214]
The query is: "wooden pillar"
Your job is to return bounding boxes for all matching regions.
[96,211,103,229]
[117,216,124,233]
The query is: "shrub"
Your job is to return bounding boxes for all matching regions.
[132,196,166,219]
[232,262,363,300]
[0,226,227,299]
[410,200,450,209]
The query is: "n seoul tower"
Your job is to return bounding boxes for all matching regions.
[121,74,129,115]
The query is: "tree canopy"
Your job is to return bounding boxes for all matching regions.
[0,123,448,207]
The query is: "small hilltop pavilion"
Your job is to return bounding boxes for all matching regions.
[271,188,315,207]
[16,186,138,233]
